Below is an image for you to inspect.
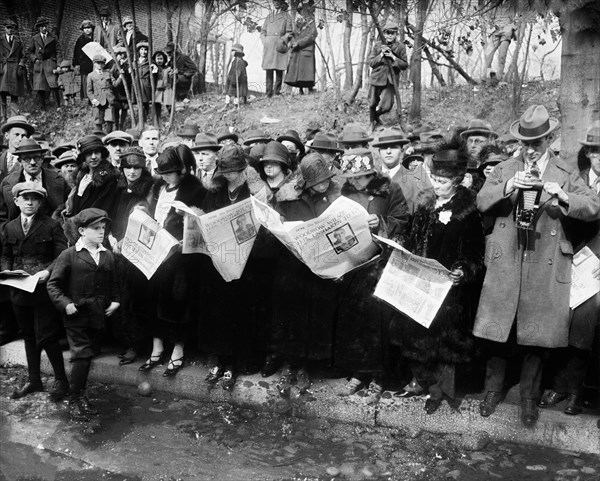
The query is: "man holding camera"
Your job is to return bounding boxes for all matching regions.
[473,105,600,427]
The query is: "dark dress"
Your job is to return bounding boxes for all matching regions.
[225,56,248,98]
[69,160,120,221]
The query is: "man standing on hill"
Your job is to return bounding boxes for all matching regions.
[164,42,198,101]
[0,19,26,123]
[94,7,120,50]
[261,0,293,98]
[27,17,62,110]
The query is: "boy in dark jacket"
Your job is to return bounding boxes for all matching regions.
[368,20,407,128]
[1,182,69,401]
[47,208,120,421]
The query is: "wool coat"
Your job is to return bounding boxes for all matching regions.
[473,152,600,348]
[87,69,114,106]
[171,53,198,99]
[93,21,120,49]
[0,34,26,97]
[132,59,152,104]
[260,10,293,71]
[57,70,79,96]
[225,57,248,98]
[68,160,120,220]
[284,20,317,88]
[27,32,62,91]
[389,164,434,215]
[368,40,407,87]
[110,62,131,107]
[0,166,69,225]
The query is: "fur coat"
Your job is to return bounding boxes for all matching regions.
[390,185,485,365]
[112,171,154,240]
[69,160,120,220]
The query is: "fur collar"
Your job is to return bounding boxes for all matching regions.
[205,165,273,201]
[118,172,153,197]
[76,160,119,188]
[275,174,304,202]
[414,185,476,223]
[341,173,390,198]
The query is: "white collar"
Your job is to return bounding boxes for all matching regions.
[21,213,35,222]
[589,168,599,186]
[75,237,107,253]
[525,149,549,177]
[381,163,401,179]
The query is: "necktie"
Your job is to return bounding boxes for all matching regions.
[529,161,540,179]
[22,217,30,235]
[6,152,15,172]
[8,36,13,44]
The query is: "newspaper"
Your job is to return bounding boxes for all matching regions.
[0,270,44,293]
[121,209,179,279]
[250,196,379,279]
[82,41,113,64]
[176,190,266,282]
[373,235,453,329]
[570,246,600,309]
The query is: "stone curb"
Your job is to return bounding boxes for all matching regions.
[2,340,599,454]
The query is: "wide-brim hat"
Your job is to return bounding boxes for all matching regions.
[52,143,76,158]
[178,123,200,139]
[578,121,600,147]
[276,129,305,155]
[460,119,498,140]
[340,148,376,177]
[155,147,184,174]
[300,152,335,189]
[52,151,78,169]
[191,133,221,151]
[401,153,424,169]
[339,123,373,145]
[231,43,244,56]
[260,141,291,167]
[216,127,239,144]
[372,127,409,148]
[308,132,343,153]
[509,105,559,141]
[14,138,46,156]
[76,135,109,163]
[214,145,248,175]
[12,181,47,198]
[243,129,272,145]
[72,208,111,228]
[35,17,49,28]
[1,115,34,136]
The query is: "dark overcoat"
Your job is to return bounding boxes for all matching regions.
[27,32,62,91]
[473,152,600,348]
[72,33,94,76]
[0,34,26,97]
[112,172,153,240]
[225,57,248,97]
[284,20,317,88]
[368,40,407,87]
[389,164,433,215]
[69,160,120,220]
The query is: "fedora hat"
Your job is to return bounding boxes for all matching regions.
[308,132,343,153]
[510,105,559,141]
[339,123,373,145]
[460,119,498,140]
[34,17,49,28]
[216,127,239,144]
[276,129,305,155]
[578,121,600,147]
[52,151,78,169]
[243,129,271,145]
[1,115,34,136]
[191,133,221,151]
[371,127,409,148]
[52,143,76,158]
[178,123,200,139]
[14,138,46,157]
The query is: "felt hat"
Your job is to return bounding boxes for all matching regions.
[122,16,133,26]
[216,127,239,144]
[136,41,149,50]
[276,129,305,155]
[14,138,46,156]
[248,143,266,161]
[382,20,400,32]
[119,147,146,169]
[155,147,184,174]
[4,19,17,29]
[126,128,141,143]
[340,148,376,177]
[103,130,133,146]
[371,126,409,148]
[477,153,505,178]
[1,115,34,136]
[260,141,291,167]
[401,153,425,169]
[300,152,334,189]
[191,133,221,151]
[243,129,272,145]
[214,145,248,175]
[92,130,107,138]
[12,181,47,198]
[92,55,106,63]
[34,17,49,28]
[509,105,559,141]
[431,146,469,179]
[460,119,498,140]
[72,208,111,228]
[339,123,373,145]
[578,121,600,147]
[231,43,244,56]
[76,135,109,163]
[309,132,343,153]
[52,151,78,169]
[99,6,111,16]
[52,143,76,158]
[113,46,127,55]
[497,133,517,145]
[80,20,94,30]
[178,123,200,139]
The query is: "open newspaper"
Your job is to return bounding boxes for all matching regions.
[82,41,112,64]
[570,246,600,309]
[373,235,453,329]
[250,196,379,279]
[175,190,267,282]
[121,209,179,279]
[0,270,44,293]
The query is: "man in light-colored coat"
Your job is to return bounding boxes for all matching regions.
[474,105,600,427]
[261,0,292,97]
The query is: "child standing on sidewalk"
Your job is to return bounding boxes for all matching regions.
[47,208,120,421]
[1,182,69,401]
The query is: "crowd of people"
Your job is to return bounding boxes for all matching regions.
[0,104,599,428]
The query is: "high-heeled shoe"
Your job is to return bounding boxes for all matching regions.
[163,356,185,377]
[139,353,163,372]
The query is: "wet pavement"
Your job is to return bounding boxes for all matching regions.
[1,366,600,481]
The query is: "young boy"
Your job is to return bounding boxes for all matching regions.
[1,182,69,401]
[110,46,130,131]
[56,60,79,106]
[87,55,115,133]
[367,20,408,129]
[47,208,120,421]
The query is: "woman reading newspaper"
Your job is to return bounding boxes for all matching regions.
[390,139,485,415]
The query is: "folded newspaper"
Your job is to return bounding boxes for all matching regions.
[373,235,453,329]
[121,209,180,279]
[0,270,44,293]
[570,246,600,309]
[176,189,267,282]
[250,195,379,279]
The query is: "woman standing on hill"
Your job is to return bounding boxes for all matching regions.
[284,12,317,94]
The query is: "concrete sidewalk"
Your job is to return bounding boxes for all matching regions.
[2,340,599,454]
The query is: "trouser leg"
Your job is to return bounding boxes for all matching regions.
[519,347,545,400]
[484,354,508,393]
[265,70,274,97]
[274,70,283,95]
[24,339,42,385]
[44,340,67,382]
[69,358,91,399]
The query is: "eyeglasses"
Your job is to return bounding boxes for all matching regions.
[383,30,397,35]
[20,155,43,163]
[468,138,486,145]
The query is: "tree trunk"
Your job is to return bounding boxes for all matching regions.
[147,0,158,126]
[512,22,532,117]
[342,0,353,90]
[424,46,445,86]
[54,0,66,37]
[129,0,146,129]
[504,20,527,84]
[163,1,174,44]
[409,0,427,121]
[196,0,215,94]
[397,0,408,82]
[556,0,600,165]
[346,5,369,104]
[322,0,340,93]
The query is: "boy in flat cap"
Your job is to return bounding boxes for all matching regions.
[1,182,69,401]
[47,208,120,421]
[87,55,114,133]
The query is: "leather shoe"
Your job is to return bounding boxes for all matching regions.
[424,398,442,415]
[521,399,539,427]
[11,382,43,399]
[538,390,567,408]
[260,354,280,378]
[479,391,503,417]
[49,379,70,402]
[563,393,582,415]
